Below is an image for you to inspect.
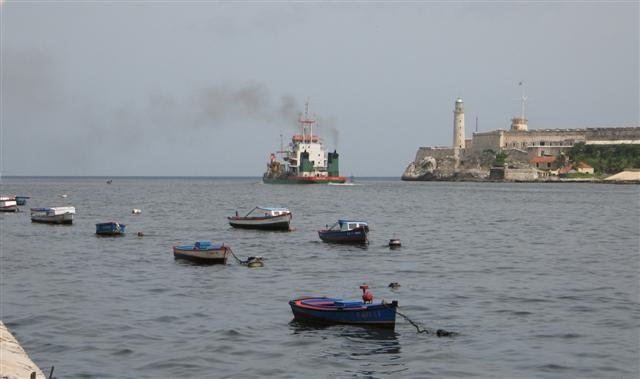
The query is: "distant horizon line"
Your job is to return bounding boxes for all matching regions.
[1,175,400,180]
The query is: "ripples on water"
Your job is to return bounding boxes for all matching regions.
[1,178,639,378]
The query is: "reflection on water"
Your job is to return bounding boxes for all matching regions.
[290,320,401,355]
[289,320,406,377]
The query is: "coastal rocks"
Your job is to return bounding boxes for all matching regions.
[401,156,437,180]
[401,150,490,181]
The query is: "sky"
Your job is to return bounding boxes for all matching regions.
[1,1,638,177]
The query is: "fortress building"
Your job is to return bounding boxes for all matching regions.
[402,95,640,181]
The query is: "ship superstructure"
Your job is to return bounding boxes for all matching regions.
[263,102,346,184]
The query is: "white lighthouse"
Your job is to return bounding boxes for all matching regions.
[453,97,465,149]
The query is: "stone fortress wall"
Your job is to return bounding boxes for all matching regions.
[585,127,640,144]
[470,127,640,154]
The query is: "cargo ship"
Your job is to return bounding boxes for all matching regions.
[263,101,346,184]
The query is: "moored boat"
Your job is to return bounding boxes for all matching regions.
[15,196,31,206]
[30,206,75,224]
[318,220,369,244]
[0,196,18,212]
[289,285,397,328]
[96,222,126,236]
[173,241,230,264]
[228,207,292,230]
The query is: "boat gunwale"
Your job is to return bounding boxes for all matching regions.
[290,298,395,313]
[228,212,292,221]
[173,245,229,252]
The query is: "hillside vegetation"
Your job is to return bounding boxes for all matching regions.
[568,143,640,174]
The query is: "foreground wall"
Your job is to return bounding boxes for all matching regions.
[0,321,46,379]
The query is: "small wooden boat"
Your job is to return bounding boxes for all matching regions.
[228,207,292,230]
[173,241,230,264]
[290,285,397,328]
[30,207,75,224]
[15,196,30,206]
[318,220,369,244]
[0,196,18,212]
[96,222,126,236]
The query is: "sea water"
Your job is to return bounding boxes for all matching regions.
[1,177,638,378]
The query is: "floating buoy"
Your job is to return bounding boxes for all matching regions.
[132,208,142,214]
[389,238,401,248]
[246,256,264,268]
[137,232,144,237]
[388,282,401,289]
[59,194,68,198]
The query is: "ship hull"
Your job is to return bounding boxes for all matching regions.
[228,213,292,230]
[263,175,347,184]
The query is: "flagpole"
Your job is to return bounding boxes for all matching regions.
[519,81,527,119]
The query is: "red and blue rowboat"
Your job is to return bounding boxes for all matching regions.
[289,298,398,328]
[290,285,397,328]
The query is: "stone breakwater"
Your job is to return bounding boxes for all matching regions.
[0,321,46,379]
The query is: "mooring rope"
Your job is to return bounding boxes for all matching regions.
[227,247,245,264]
[383,300,458,337]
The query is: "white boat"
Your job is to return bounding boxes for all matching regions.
[0,196,18,212]
[30,206,76,224]
[228,207,292,230]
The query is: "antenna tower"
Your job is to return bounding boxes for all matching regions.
[520,81,528,119]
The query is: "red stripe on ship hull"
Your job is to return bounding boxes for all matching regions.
[290,176,347,181]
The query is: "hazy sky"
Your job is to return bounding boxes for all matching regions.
[2,1,638,176]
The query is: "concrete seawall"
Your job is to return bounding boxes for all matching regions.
[1,321,46,379]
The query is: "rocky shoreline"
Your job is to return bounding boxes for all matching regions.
[401,155,640,184]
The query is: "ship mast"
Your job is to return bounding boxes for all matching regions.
[299,98,316,142]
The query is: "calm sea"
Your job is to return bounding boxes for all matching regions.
[1,177,638,378]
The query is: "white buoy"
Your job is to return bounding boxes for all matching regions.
[132,208,142,214]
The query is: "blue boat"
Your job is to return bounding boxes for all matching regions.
[95,222,126,236]
[15,196,30,206]
[289,285,397,328]
[318,220,369,244]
